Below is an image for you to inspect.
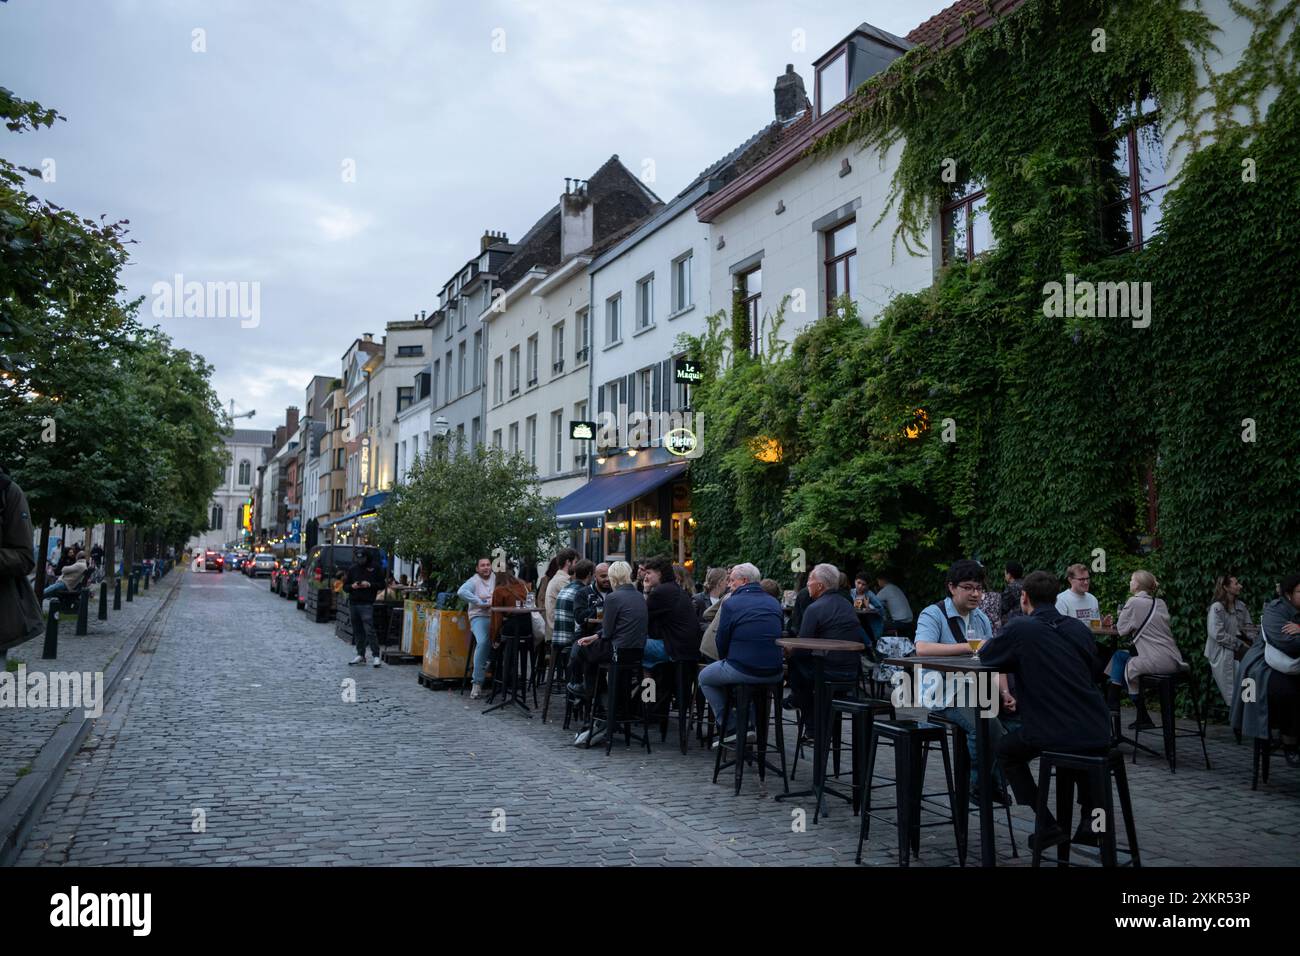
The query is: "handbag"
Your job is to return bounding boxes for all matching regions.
[1262,622,1300,675]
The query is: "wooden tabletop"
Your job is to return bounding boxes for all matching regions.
[855,607,881,617]
[489,606,536,614]
[778,637,865,653]
[884,655,999,673]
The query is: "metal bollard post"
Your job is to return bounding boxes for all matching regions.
[113,577,122,610]
[126,574,134,602]
[143,570,150,592]
[76,588,90,635]
[42,601,58,659]
[99,581,108,620]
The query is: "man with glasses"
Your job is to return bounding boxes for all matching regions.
[915,559,1006,799]
[1055,563,1112,627]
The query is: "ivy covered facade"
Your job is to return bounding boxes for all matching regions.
[681,0,1299,715]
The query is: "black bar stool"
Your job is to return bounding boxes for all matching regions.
[856,719,963,866]
[790,678,857,781]
[1133,664,1211,772]
[1031,749,1141,867]
[712,682,788,795]
[925,711,1019,861]
[585,647,652,754]
[818,697,893,822]
[653,659,699,754]
[540,641,572,723]
[1251,727,1287,790]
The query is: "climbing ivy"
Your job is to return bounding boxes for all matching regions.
[685,0,1300,718]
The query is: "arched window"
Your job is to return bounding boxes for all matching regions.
[238,459,251,485]
[210,504,224,531]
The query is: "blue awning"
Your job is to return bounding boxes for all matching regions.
[362,490,390,510]
[554,462,689,527]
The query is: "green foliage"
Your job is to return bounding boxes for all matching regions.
[632,531,673,561]
[374,438,562,596]
[0,87,226,547]
[686,1,1299,722]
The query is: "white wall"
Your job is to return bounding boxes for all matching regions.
[706,136,932,351]
[484,265,590,501]
[590,205,712,398]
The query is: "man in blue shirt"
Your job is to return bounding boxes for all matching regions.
[697,562,784,738]
[914,559,1011,799]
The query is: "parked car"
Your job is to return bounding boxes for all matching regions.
[294,561,308,610]
[301,544,385,623]
[203,549,224,573]
[278,557,305,600]
[249,553,277,579]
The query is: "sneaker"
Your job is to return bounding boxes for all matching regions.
[372,656,382,667]
[348,655,365,665]
[470,683,482,699]
[565,681,587,698]
[573,729,591,747]
[1027,824,1067,853]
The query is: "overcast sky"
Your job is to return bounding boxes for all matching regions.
[3,0,949,430]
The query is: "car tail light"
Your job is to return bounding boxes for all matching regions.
[314,566,322,581]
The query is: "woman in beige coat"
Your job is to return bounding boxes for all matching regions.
[1107,570,1184,727]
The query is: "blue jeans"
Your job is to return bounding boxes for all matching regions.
[932,706,1017,793]
[1109,650,1131,686]
[643,638,670,669]
[43,580,68,599]
[698,660,782,734]
[470,615,492,684]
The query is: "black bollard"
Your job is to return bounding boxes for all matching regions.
[42,601,58,659]
[99,581,108,620]
[113,577,122,610]
[126,574,134,602]
[143,570,150,592]
[76,588,89,635]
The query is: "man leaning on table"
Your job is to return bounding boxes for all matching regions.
[914,559,1008,797]
[977,570,1112,851]
[785,563,864,716]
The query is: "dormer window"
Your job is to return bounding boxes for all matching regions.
[816,48,848,116]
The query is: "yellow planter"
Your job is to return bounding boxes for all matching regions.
[422,610,470,680]
[402,599,435,658]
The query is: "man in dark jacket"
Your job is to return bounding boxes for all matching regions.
[1231,573,1300,765]
[344,549,381,667]
[568,561,648,745]
[698,563,784,736]
[978,570,1112,848]
[643,556,700,666]
[1,469,45,654]
[786,563,866,715]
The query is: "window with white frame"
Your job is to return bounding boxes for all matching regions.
[444,350,452,403]
[575,307,590,363]
[816,47,848,116]
[238,459,251,485]
[472,331,482,387]
[491,428,502,449]
[525,415,537,467]
[574,401,588,468]
[636,274,654,330]
[824,219,857,313]
[509,346,520,395]
[671,252,692,313]
[526,334,539,386]
[432,360,440,404]
[605,294,622,344]
[457,342,466,395]
[551,321,565,375]
[508,423,519,455]
[638,367,654,415]
[493,356,503,404]
[551,410,564,473]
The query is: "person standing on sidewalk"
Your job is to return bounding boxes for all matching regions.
[345,549,382,667]
[457,557,497,698]
[0,468,45,654]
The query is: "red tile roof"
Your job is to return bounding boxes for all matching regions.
[908,0,1026,54]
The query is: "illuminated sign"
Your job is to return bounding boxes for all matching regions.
[664,428,698,457]
[569,420,597,441]
[359,436,371,493]
[674,359,704,385]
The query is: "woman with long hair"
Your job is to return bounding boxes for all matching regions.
[1107,570,1184,728]
[1206,574,1252,707]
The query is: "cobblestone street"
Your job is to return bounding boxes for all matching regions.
[13,571,1300,866]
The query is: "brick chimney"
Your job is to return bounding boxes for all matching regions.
[774,64,808,122]
[560,178,593,259]
[480,229,508,252]
[285,406,300,436]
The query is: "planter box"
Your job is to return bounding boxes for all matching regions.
[421,610,470,680]
[401,599,437,658]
